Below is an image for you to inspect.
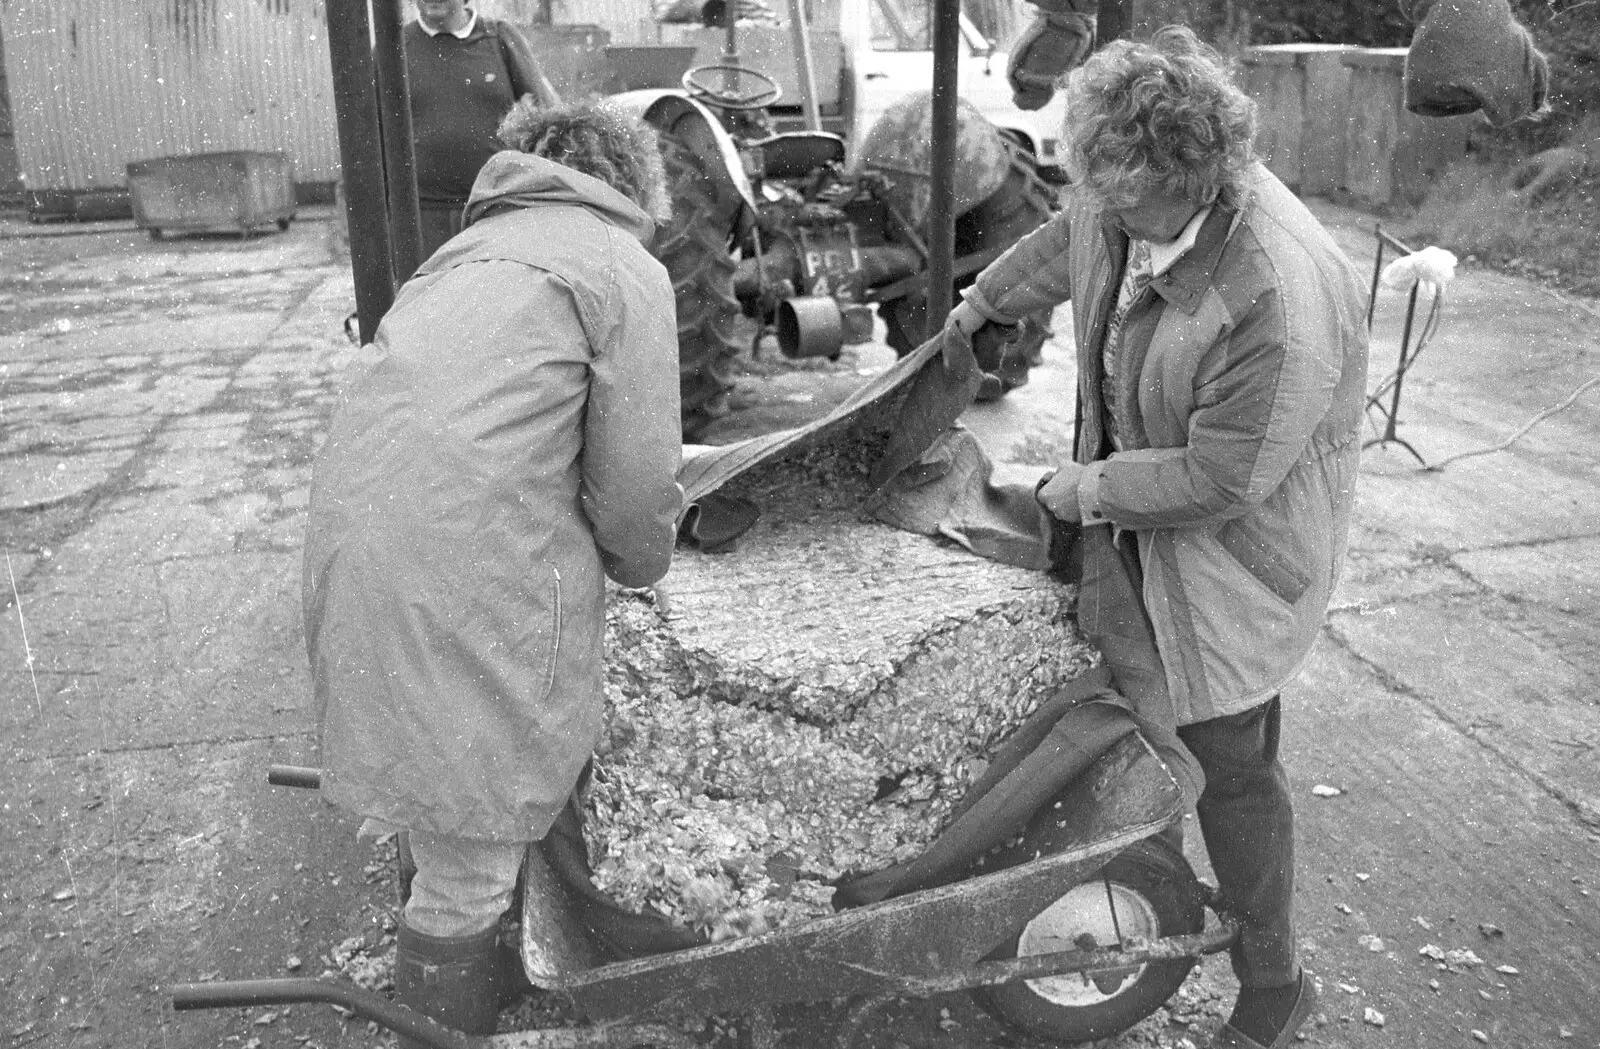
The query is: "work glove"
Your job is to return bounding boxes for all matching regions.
[1035,461,1086,523]
[949,298,1019,402]
[948,298,1017,374]
[1006,0,1097,111]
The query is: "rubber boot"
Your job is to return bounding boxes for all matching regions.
[496,912,534,1006]
[393,920,503,1047]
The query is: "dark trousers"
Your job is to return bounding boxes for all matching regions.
[1174,696,1298,989]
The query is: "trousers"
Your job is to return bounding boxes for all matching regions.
[405,831,528,938]
[1172,696,1298,989]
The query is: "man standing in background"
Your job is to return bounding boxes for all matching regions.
[406,0,560,256]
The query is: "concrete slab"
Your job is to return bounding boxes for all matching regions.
[1355,434,1600,550]
[1455,535,1600,618]
[0,314,291,361]
[1331,542,1479,612]
[0,551,307,752]
[2,450,133,511]
[1328,595,1600,827]
[0,737,379,1049]
[1284,642,1600,1045]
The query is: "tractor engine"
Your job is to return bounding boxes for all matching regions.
[728,95,1032,362]
[731,160,923,359]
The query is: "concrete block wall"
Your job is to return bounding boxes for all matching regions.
[1240,44,1358,196]
[1242,43,1475,207]
[1339,48,1475,207]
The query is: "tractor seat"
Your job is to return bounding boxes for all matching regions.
[752,131,847,180]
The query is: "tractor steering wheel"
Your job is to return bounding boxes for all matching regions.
[681,64,782,110]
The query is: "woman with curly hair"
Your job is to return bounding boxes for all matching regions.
[303,100,680,1043]
[949,25,1368,1049]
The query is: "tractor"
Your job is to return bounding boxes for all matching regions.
[602,0,1066,438]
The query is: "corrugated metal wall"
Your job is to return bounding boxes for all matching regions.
[0,0,730,194]
[1,0,340,192]
[0,25,23,197]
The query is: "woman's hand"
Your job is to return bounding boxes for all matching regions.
[1036,462,1085,522]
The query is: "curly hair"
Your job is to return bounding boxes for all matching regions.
[498,99,671,224]
[1063,25,1257,210]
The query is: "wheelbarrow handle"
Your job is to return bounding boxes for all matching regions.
[170,977,478,1048]
[267,765,322,789]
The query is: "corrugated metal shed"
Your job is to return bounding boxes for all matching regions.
[1,0,340,192]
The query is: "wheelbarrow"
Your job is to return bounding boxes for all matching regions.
[170,731,1237,1048]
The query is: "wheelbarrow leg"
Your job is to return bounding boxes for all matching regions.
[172,977,705,1049]
[171,978,477,1049]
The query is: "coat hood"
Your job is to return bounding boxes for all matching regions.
[463,151,656,244]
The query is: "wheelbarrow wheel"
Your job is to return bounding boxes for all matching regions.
[976,835,1204,1044]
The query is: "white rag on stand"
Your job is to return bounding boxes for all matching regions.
[1380,245,1459,291]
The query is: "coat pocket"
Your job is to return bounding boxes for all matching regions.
[435,553,562,706]
[517,560,562,706]
[1217,516,1311,606]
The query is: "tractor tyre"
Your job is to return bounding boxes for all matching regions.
[975,835,1206,1044]
[655,132,743,442]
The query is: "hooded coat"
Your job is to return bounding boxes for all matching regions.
[304,152,683,842]
[964,165,1368,725]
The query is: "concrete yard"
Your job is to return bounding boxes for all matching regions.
[1,197,1596,1048]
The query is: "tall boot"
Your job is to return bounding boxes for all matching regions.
[393,919,502,1047]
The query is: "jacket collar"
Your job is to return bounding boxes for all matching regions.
[1148,202,1240,314]
[419,8,478,37]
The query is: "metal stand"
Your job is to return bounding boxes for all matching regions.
[1363,224,1436,467]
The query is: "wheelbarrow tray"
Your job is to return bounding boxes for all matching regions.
[522,730,1183,1022]
[169,732,1204,1049]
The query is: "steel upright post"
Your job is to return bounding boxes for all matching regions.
[925,0,962,329]
[326,0,396,344]
[373,0,424,283]
[786,0,825,131]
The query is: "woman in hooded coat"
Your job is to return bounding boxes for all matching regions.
[303,99,681,1040]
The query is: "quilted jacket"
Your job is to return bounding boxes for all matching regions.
[964,164,1368,723]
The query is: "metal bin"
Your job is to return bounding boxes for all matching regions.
[126,150,296,240]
